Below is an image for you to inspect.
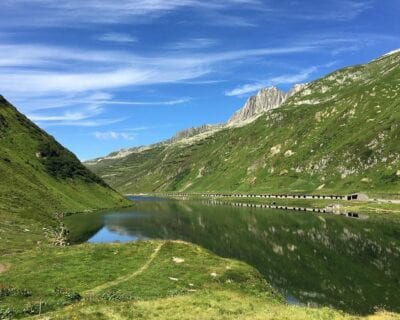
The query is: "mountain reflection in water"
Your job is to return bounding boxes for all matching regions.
[66,196,400,315]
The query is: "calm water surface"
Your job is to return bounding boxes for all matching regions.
[66,196,400,315]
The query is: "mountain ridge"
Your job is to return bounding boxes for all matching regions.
[86,50,400,196]
[228,86,291,124]
[87,83,304,164]
[0,96,129,227]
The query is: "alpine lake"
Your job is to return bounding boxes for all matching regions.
[65,196,400,316]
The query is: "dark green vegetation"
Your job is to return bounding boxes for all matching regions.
[66,198,400,315]
[37,140,105,184]
[0,96,129,253]
[87,52,400,197]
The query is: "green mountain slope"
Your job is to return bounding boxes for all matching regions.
[87,51,400,196]
[0,97,129,250]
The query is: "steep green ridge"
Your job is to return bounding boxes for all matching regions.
[87,51,400,196]
[0,97,129,252]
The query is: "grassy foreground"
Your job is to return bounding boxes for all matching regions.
[27,291,398,320]
[0,240,398,320]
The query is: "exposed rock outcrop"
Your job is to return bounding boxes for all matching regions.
[167,124,224,143]
[228,87,287,124]
[228,84,306,125]
[287,83,307,97]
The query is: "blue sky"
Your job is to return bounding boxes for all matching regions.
[0,0,399,160]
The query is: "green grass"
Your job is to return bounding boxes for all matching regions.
[0,96,131,254]
[0,240,398,320]
[0,240,279,318]
[25,290,400,320]
[86,51,400,198]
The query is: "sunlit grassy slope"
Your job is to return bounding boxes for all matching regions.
[28,295,399,320]
[87,51,400,197]
[0,240,397,320]
[0,97,130,252]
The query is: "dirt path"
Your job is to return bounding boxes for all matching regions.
[375,199,400,204]
[84,242,164,296]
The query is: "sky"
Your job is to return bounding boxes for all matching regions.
[0,0,399,160]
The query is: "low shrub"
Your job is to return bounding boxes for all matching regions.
[0,285,31,298]
[54,287,82,302]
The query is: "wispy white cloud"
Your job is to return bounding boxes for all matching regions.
[0,43,316,98]
[0,42,315,125]
[29,112,90,122]
[168,38,218,50]
[225,67,318,96]
[85,98,192,106]
[1,25,393,129]
[0,44,134,67]
[0,34,381,126]
[16,94,191,112]
[98,33,137,43]
[16,88,190,127]
[28,104,103,122]
[299,1,373,21]
[294,32,398,49]
[1,69,152,95]
[37,117,128,127]
[1,0,370,29]
[0,0,263,26]
[94,131,135,141]
[259,0,373,22]
[205,13,257,27]
[0,0,376,34]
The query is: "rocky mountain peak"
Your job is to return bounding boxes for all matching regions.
[287,83,307,97]
[228,86,288,124]
[168,124,223,143]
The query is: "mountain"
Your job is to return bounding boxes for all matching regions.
[228,86,289,124]
[86,50,400,196]
[86,86,299,165]
[167,124,225,143]
[0,97,129,227]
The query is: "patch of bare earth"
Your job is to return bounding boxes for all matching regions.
[0,263,10,273]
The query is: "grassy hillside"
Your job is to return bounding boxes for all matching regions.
[0,240,396,320]
[87,51,400,197]
[0,96,129,253]
[27,293,399,320]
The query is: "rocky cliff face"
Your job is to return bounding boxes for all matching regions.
[167,124,224,143]
[228,86,290,124]
[173,86,302,140]
[287,83,307,97]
